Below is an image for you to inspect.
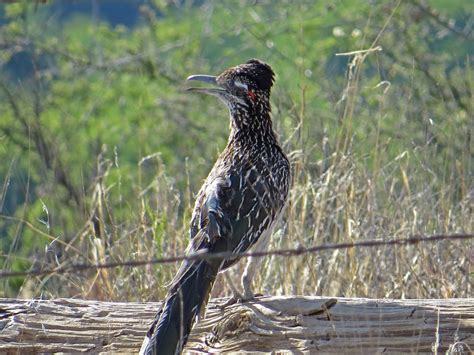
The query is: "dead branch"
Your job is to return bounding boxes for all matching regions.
[1,296,472,353]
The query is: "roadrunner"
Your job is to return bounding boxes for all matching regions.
[140,59,290,354]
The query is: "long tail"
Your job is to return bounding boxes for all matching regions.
[140,259,218,355]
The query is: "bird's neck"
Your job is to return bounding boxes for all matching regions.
[228,107,277,148]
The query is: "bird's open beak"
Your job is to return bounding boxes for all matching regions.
[186,75,225,95]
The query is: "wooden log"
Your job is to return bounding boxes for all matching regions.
[0,296,473,354]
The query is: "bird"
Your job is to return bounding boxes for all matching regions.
[140,59,290,355]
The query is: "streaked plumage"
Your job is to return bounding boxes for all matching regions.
[140,59,290,355]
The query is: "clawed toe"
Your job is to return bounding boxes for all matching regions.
[219,297,238,309]
[219,296,248,309]
[219,293,265,310]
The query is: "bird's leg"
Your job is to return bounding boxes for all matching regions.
[220,271,245,308]
[221,232,272,309]
[241,230,272,300]
[216,270,246,309]
[220,259,259,309]
[241,256,259,300]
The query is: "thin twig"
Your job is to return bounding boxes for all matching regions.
[335,46,383,57]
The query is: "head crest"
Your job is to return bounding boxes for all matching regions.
[239,59,275,91]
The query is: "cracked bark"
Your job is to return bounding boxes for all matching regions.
[0,296,473,354]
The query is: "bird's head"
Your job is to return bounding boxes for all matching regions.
[187,59,275,112]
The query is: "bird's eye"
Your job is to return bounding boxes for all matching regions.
[234,80,248,91]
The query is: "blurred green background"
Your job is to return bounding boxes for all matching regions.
[0,0,472,300]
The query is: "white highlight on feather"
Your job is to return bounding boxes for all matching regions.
[234,80,248,90]
[139,336,149,355]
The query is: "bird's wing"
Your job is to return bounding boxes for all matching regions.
[188,163,280,270]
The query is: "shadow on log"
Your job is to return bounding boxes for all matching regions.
[1,296,473,353]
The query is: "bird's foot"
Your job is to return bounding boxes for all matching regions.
[219,296,239,309]
[219,292,263,310]
[219,296,248,309]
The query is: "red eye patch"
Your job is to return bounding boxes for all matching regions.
[247,90,256,101]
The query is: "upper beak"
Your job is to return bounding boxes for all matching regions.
[187,75,217,85]
[186,75,225,95]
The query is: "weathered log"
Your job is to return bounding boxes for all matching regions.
[0,296,472,354]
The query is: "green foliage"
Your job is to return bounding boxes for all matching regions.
[0,0,472,299]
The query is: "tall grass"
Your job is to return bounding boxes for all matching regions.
[1,1,471,302]
[11,42,472,302]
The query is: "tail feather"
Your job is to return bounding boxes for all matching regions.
[140,260,218,355]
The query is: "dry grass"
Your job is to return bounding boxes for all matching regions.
[13,43,472,303]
